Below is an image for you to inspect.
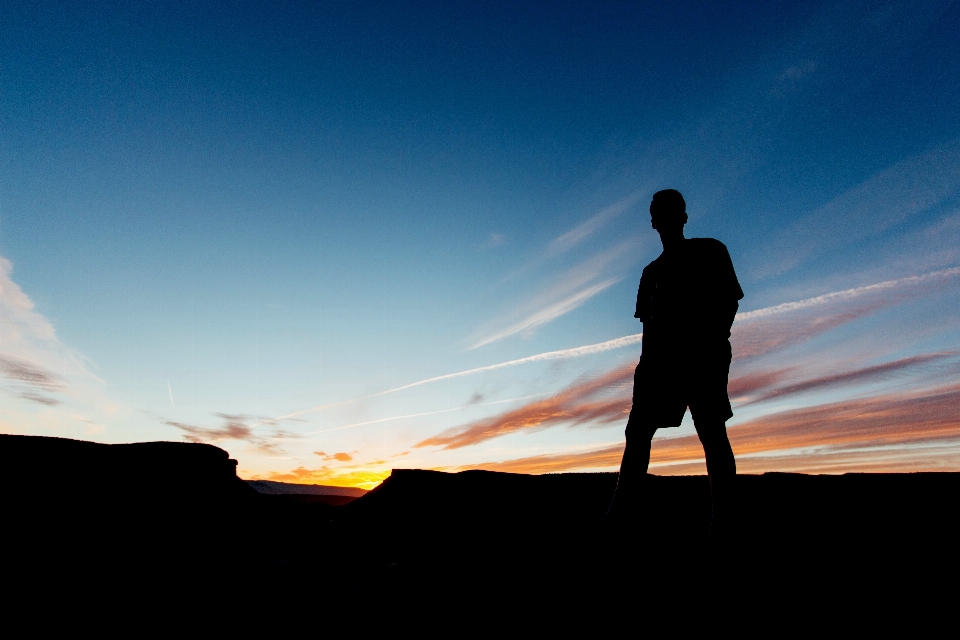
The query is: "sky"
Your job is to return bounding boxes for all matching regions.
[1,0,959,489]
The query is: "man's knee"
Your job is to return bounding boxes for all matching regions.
[625,411,657,443]
[696,422,736,473]
[695,421,734,453]
[625,426,657,444]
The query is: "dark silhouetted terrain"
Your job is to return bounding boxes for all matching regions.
[1,435,955,624]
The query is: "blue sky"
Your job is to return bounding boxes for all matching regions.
[2,1,959,487]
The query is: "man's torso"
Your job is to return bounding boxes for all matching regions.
[635,238,743,360]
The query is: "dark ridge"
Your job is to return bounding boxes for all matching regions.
[342,467,960,573]
[1,436,956,623]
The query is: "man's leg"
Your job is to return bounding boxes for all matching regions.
[604,413,657,524]
[694,420,737,540]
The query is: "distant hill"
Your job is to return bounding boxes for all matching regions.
[246,479,367,497]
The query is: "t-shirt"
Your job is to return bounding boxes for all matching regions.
[634,238,743,354]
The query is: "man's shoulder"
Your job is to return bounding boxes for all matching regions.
[642,253,665,273]
[687,237,729,252]
[687,238,733,265]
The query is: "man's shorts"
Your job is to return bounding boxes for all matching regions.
[625,341,733,437]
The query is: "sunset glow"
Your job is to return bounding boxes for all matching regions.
[3,2,959,487]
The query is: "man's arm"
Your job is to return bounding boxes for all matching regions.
[711,240,742,335]
[634,265,653,321]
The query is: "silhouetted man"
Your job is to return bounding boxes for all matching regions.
[606,189,743,540]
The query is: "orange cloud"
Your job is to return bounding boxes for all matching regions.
[315,451,354,462]
[453,383,960,476]
[417,335,958,452]
[742,352,955,405]
[728,382,960,455]
[652,445,960,476]
[641,382,960,470]
[416,363,635,450]
[413,268,960,456]
[731,299,891,359]
[453,444,625,474]
[728,367,794,398]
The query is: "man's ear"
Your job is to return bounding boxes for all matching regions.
[651,217,658,230]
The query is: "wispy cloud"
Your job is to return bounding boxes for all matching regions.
[777,60,817,82]
[257,333,644,426]
[251,203,648,427]
[0,258,71,400]
[454,382,960,476]
[468,277,621,350]
[303,393,546,435]
[546,192,642,256]
[0,257,58,345]
[752,139,960,278]
[732,266,960,358]
[652,382,960,471]
[169,413,300,453]
[500,192,645,284]
[0,256,111,432]
[0,353,64,392]
[17,391,62,406]
[728,368,795,399]
[170,420,256,444]
[416,267,960,450]
[467,239,638,349]
[417,347,958,451]
[652,444,960,476]
[405,334,641,387]
[484,233,507,249]
[453,443,625,475]
[259,266,958,431]
[416,363,634,450]
[736,266,960,322]
[742,352,958,405]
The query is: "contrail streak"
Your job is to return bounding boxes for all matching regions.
[255,266,960,428]
[167,381,175,407]
[735,266,960,321]
[467,277,622,350]
[303,393,548,435]
[252,333,644,426]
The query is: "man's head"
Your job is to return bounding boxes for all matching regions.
[649,189,688,233]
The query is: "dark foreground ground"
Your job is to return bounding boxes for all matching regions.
[1,435,957,627]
